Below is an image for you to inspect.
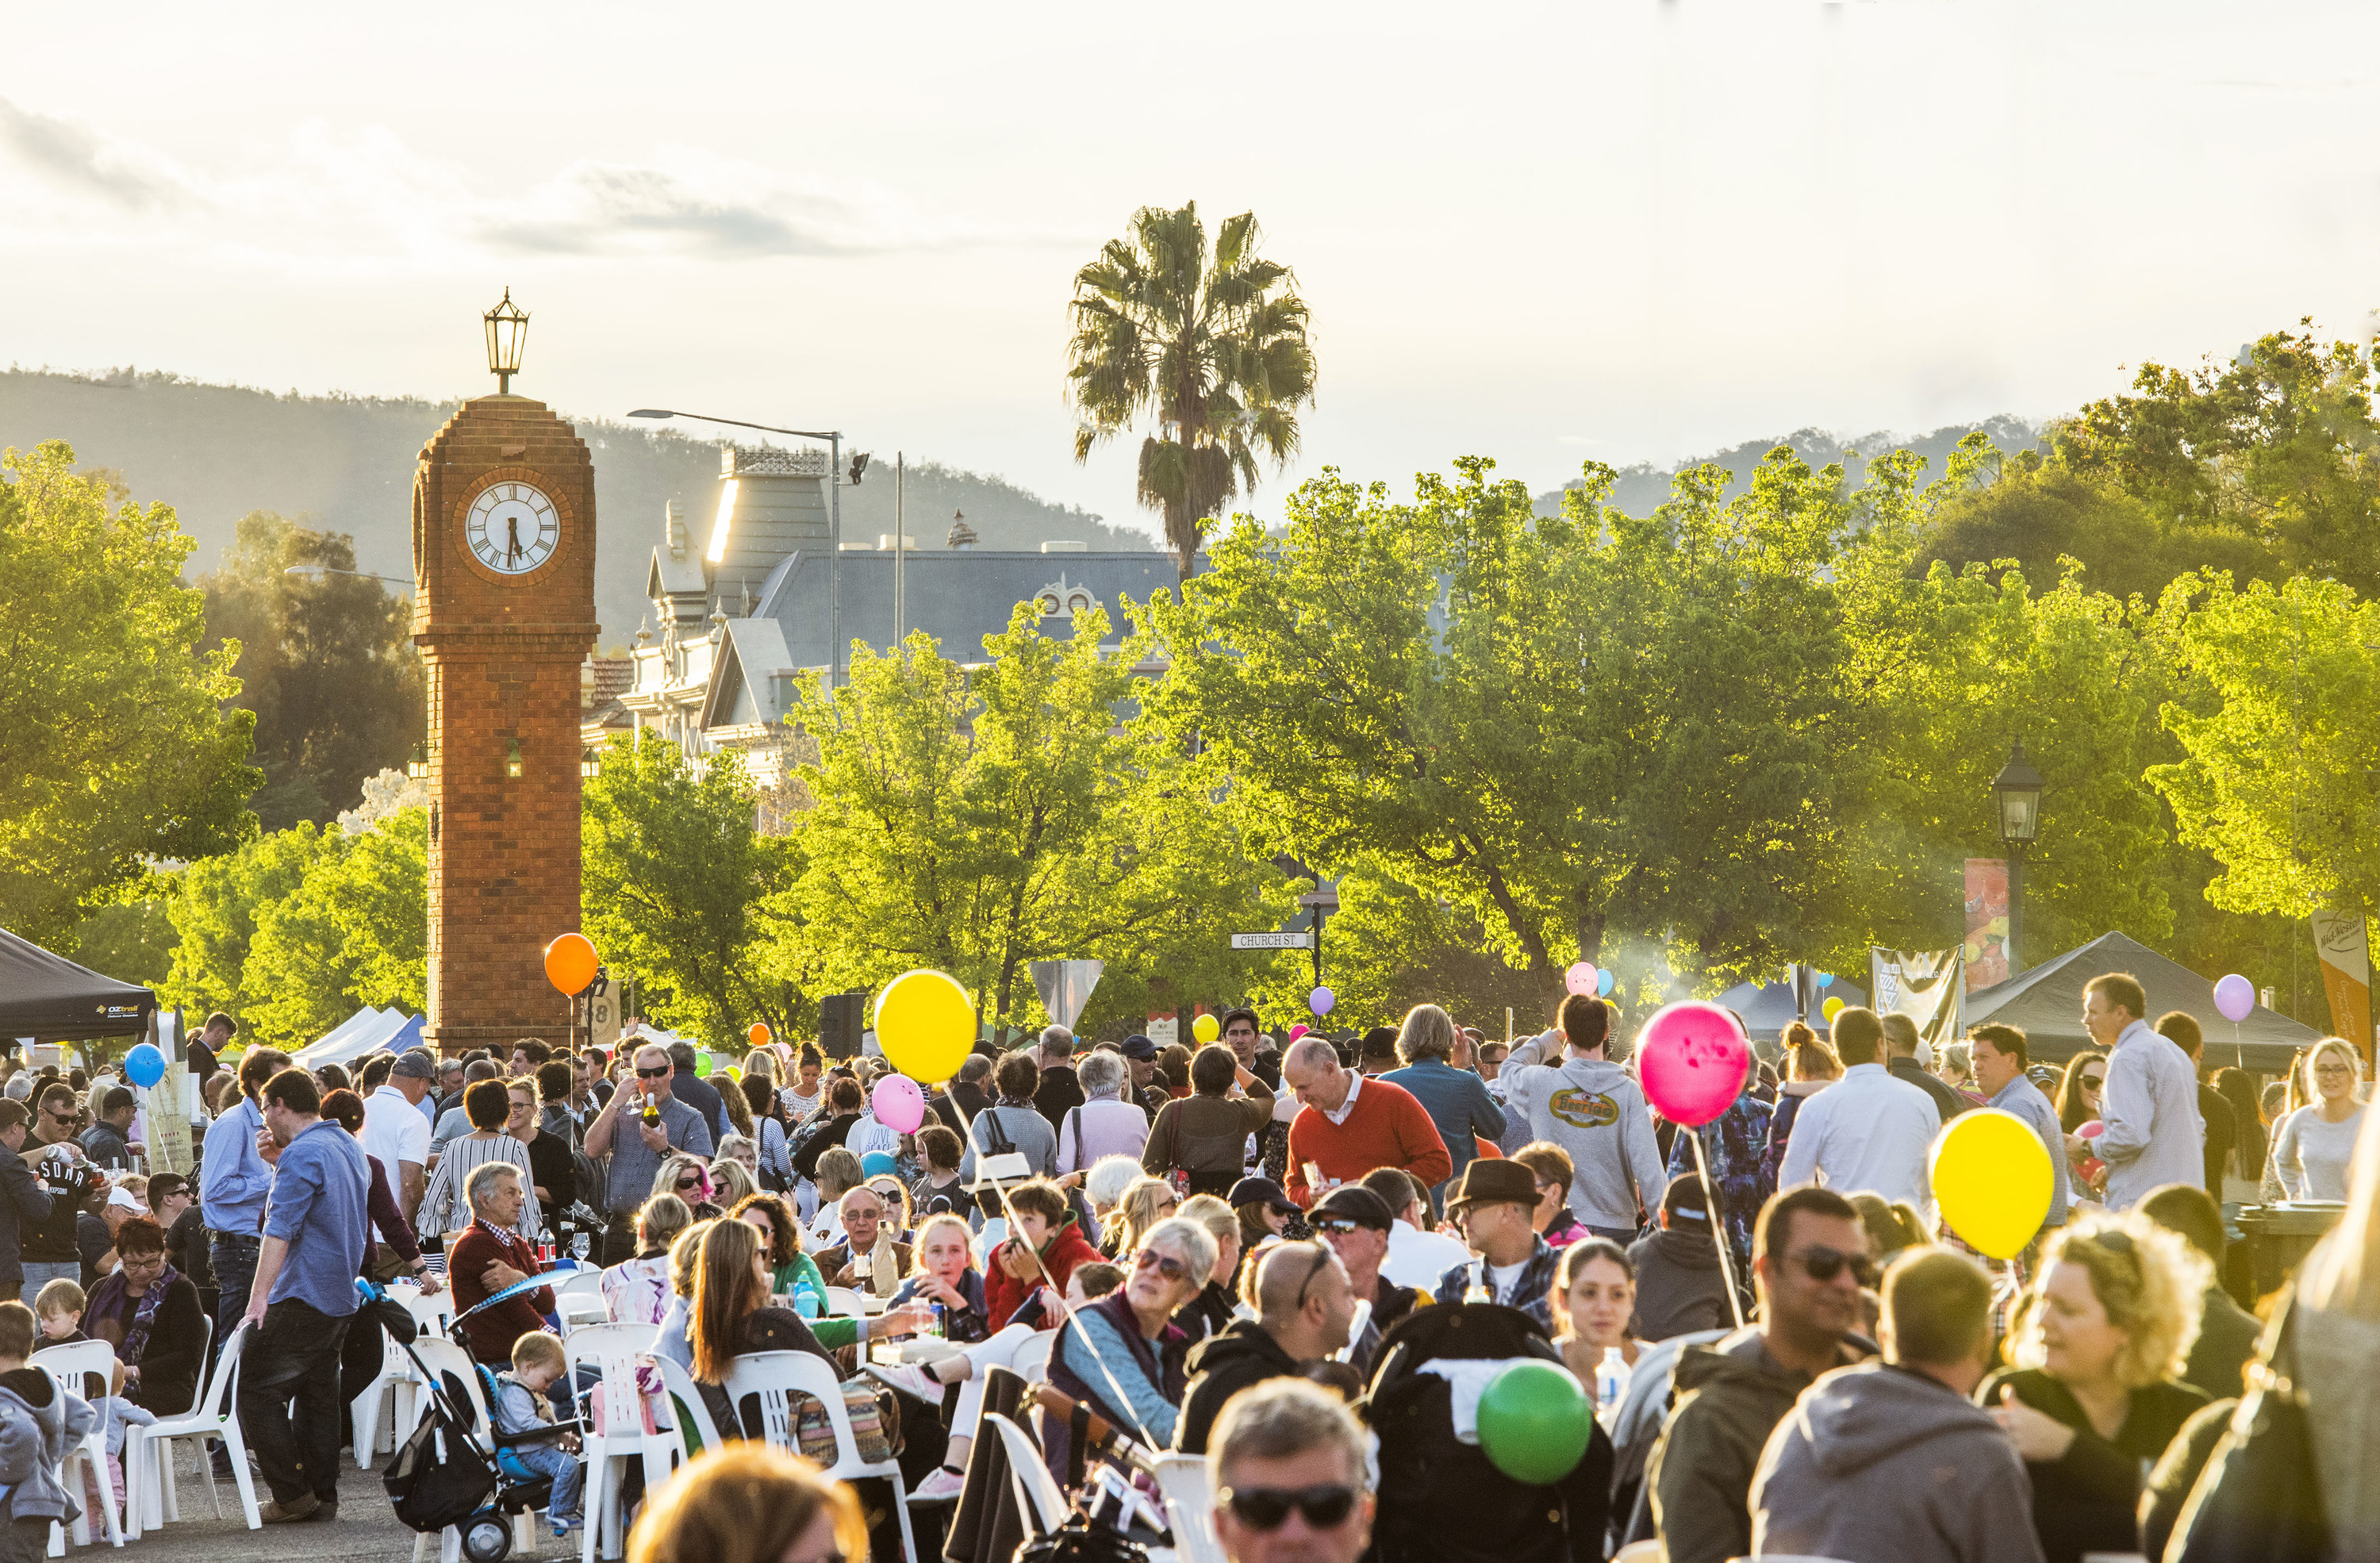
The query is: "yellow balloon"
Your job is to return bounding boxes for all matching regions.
[724,1066,743,1081]
[1192,1012,1220,1044]
[873,970,976,1084]
[1929,1108,2053,1259]
[1822,997,1844,1023]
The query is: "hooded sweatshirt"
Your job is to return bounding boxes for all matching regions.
[1502,1054,1668,1231]
[1626,1221,1729,1341]
[1175,1318,1305,1454]
[1751,1361,2045,1563]
[0,1365,94,1525]
[985,1209,1104,1331]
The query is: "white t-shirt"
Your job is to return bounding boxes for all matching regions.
[1485,1258,1528,1304]
[362,1084,432,1176]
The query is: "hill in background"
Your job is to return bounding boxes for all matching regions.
[0,367,1153,639]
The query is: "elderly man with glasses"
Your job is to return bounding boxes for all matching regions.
[582,1043,713,1265]
[811,1185,914,1290]
[1208,1378,1375,1563]
[1177,1240,1356,1454]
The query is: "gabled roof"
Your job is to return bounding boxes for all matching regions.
[648,541,708,603]
[1964,930,2320,1069]
[703,616,797,732]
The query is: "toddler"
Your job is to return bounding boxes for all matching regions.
[491,1332,583,1539]
[29,1284,148,1513]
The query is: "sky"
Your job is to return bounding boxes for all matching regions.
[6,2,2379,543]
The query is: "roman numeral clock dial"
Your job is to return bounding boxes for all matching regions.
[464,482,559,575]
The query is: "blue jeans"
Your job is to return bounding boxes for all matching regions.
[503,1443,583,1527]
[209,1233,261,1360]
[17,1262,79,1300]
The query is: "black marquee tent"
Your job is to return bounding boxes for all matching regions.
[0,927,156,1042]
[1963,930,2320,1072]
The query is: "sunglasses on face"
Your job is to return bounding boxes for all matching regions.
[1219,1484,1359,1530]
[1134,1248,1194,1284]
[1789,1246,1878,1287]
[1312,1219,1365,1236]
[675,1177,701,1192]
[636,1066,672,1080]
[2082,1075,2105,1090]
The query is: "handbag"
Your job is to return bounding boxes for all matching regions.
[2171,1292,2331,1563]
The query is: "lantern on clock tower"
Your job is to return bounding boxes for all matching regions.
[411,291,602,1054]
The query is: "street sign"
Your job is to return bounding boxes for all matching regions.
[1231,931,1314,950]
[1299,892,1338,908]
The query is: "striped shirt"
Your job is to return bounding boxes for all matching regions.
[419,1133,543,1242]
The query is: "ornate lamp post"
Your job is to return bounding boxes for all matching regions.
[1991,741,2046,975]
[485,289,529,394]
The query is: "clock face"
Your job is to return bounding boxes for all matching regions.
[464,482,560,576]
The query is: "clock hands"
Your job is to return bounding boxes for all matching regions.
[505,515,522,568]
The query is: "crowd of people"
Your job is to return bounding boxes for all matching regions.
[32,970,2359,1563]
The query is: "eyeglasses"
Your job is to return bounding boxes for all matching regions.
[1218,1484,1359,1530]
[2081,1075,2106,1090]
[1134,1248,1194,1284]
[1293,1245,1333,1309]
[43,1112,73,1123]
[1788,1246,1879,1287]
[674,1177,701,1192]
[2315,1063,2356,1077]
[635,1066,671,1081]
[1312,1219,1365,1236]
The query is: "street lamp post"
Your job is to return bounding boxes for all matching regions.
[1991,740,2047,976]
[485,289,528,395]
[627,409,860,687]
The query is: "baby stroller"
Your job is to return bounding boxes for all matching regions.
[370,1281,580,1563]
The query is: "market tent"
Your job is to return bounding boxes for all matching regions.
[1963,930,2319,1072]
[1714,975,1871,1045]
[0,926,155,1042]
[293,1006,415,1069]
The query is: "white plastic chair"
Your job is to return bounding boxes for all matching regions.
[821,1286,866,1318]
[1008,1329,1057,1387]
[123,1315,254,1536]
[1611,1544,1660,1563]
[649,1354,722,1455]
[31,1341,121,1551]
[720,1350,918,1563]
[1332,1299,1372,1364]
[555,1269,608,1330]
[980,1411,1069,1538]
[568,1323,683,1563]
[1150,1454,1226,1563]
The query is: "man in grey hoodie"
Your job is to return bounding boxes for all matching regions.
[1501,994,1667,1239]
[1751,1246,2044,1563]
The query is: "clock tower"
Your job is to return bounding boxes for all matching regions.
[411,293,600,1056]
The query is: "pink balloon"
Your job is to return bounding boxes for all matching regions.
[872,1073,926,1135]
[2079,1119,2105,1139]
[1288,1023,1309,1043]
[1636,1000,1752,1128]
[2213,973,2254,1023]
[1566,962,1597,997]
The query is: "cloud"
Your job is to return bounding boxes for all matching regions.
[0,98,175,209]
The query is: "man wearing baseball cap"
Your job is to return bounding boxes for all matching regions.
[1432,1159,1560,1332]
[1119,1035,1171,1118]
[364,1050,436,1223]
[1308,1185,1418,1373]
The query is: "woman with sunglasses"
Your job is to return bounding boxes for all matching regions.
[1101,1174,1180,1259]
[2056,1050,2109,1201]
[1046,1214,1214,1474]
[653,1152,721,1220]
[2271,1036,2367,1200]
[1979,1215,2212,1563]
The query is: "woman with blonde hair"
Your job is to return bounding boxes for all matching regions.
[1171,1192,1242,1342]
[2270,1035,2367,1201]
[708,1154,758,1212]
[1979,1214,2211,1563]
[626,1434,862,1563]
[1100,1174,1180,1259]
[601,1192,692,1328]
[804,1147,863,1246]
[652,1153,719,1219]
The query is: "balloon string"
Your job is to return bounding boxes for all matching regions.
[942,1082,1166,1456]
[1688,1127,1747,1329]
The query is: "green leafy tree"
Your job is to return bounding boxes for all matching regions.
[66,898,179,989]
[774,606,1284,1037]
[1150,450,1856,1002]
[158,822,328,1027]
[2058,320,2380,595]
[0,442,258,946]
[582,732,797,1045]
[241,808,428,1043]
[1067,202,1316,582]
[198,510,424,829]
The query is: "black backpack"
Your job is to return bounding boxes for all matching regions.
[382,1371,499,1534]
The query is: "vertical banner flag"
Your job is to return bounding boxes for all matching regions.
[2311,910,2374,1066]
[1871,947,1965,1056]
[1964,860,2010,992]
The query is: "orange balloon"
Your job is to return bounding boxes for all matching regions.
[544,932,598,995]
[748,1022,771,1048]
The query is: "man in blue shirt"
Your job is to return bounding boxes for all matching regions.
[1378,1007,1506,1202]
[1968,1023,2070,1240]
[198,1048,287,1369]
[236,1067,367,1523]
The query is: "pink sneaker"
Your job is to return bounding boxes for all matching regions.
[865,1361,944,1404]
[907,1467,966,1504]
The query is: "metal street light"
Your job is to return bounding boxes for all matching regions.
[406,743,431,781]
[485,289,528,394]
[1991,740,2047,975]
[505,737,524,781]
[628,407,852,688]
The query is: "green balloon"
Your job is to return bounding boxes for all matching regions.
[1475,1360,1591,1486]
[694,1051,714,1077]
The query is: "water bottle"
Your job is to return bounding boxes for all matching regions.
[927,1302,946,1340]
[793,1278,823,1320]
[1595,1346,1631,1418]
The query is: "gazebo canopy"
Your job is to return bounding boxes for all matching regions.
[1714,974,1871,1045]
[0,927,155,1043]
[1964,930,2320,1072]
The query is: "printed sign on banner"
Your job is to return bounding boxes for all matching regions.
[1964,859,2010,992]
[2312,910,2374,1066]
[1145,1016,1179,1050]
[1871,947,1965,1055]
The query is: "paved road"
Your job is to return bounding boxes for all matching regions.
[117,1440,580,1563]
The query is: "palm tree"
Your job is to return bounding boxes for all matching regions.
[1066,202,1316,582]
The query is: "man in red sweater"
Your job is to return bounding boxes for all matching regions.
[1281,1038,1452,1206]
[447,1163,553,1365]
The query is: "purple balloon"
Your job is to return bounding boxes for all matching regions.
[1310,985,1335,1017]
[871,1073,926,1135]
[2213,974,2255,1023]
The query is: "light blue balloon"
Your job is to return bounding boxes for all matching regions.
[1815,972,1834,989]
[1595,969,1615,997]
[122,1043,166,1089]
[859,1151,899,1177]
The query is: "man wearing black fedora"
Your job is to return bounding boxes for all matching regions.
[1431,1158,1560,1332]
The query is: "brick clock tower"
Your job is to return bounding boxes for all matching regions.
[411,293,599,1056]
